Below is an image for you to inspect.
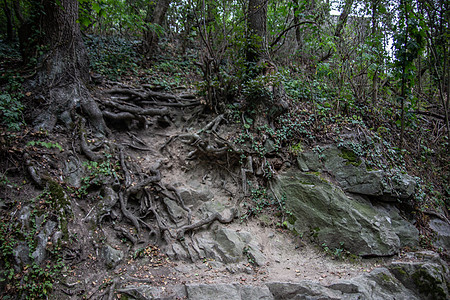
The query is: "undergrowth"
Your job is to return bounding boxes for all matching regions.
[0,188,66,299]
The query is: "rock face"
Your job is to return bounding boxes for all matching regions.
[429,217,450,250]
[272,171,419,256]
[115,252,450,300]
[388,251,450,300]
[297,145,417,199]
[194,227,266,266]
[186,284,274,300]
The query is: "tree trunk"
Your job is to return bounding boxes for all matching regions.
[245,0,288,118]
[291,0,315,51]
[292,0,303,49]
[246,0,269,64]
[143,0,171,60]
[319,0,353,62]
[2,0,14,41]
[30,0,107,134]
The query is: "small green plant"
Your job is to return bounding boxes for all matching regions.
[289,142,303,155]
[0,71,25,131]
[0,93,23,131]
[26,140,63,151]
[321,242,351,260]
[0,189,66,299]
[241,186,278,220]
[74,155,121,198]
[242,246,256,266]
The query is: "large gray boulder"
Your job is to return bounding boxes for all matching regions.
[272,171,419,256]
[186,284,273,300]
[388,251,450,300]
[194,227,265,266]
[117,285,187,299]
[266,281,343,299]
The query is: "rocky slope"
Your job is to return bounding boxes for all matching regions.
[1,82,449,300]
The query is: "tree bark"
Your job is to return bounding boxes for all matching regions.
[143,0,171,60]
[2,0,14,41]
[245,0,288,117]
[30,0,107,134]
[246,0,269,63]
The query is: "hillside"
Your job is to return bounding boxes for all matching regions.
[0,0,449,298]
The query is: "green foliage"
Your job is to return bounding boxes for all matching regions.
[321,242,353,260]
[0,72,24,131]
[74,155,121,198]
[0,189,66,299]
[26,140,63,151]
[245,187,274,217]
[242,246,255,266]
[85,35,139,80]
[78,0,148,36]
[0,42,21,61]
[147,58,200,90]
[0,93,23,131]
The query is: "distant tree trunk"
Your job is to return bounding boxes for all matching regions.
[143,0,171,60]
[2,0,14,41]
[29,0,107,133]
[292,0,315,51]
[246,0,269,64]
[13,0,23,24]
[292,0,303,49]
[371,0,380,105]
[334,0,353,39]
[319,0,353,62]
[245,0,288,117]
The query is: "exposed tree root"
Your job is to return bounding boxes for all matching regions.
[103,100,169,116]
[174,208,237,239]
[107,87,195,103]
[80,119,103,161]
[166,183,192,223]
[24,153,44,188]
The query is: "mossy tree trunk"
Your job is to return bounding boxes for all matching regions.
[143,0,171,60]
[2,0,14,41]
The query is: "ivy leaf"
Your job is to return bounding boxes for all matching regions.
[78,16,91,27]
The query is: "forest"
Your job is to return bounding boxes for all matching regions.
[0,0,449,299]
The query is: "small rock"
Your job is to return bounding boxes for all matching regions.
[102,245,124,269]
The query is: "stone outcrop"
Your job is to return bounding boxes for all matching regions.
[429,217,450,250]
[297,145,416,199]
[102,244,124,269]
[115,252,450,300]
[194,227,266,266]
[272,171,419,256]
